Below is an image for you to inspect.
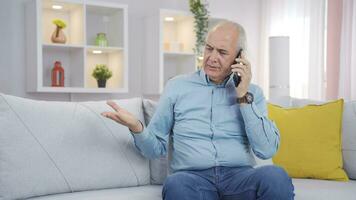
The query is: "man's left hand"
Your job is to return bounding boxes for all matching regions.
[231,51,252,98]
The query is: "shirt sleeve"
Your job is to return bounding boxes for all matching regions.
[239,85,280,159]
[130,81,175,159]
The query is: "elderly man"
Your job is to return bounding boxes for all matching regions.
[102,21,295,200]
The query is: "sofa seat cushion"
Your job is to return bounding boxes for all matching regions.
[27,179,356,200]
[27,185,162,200]
[293,179,356,200]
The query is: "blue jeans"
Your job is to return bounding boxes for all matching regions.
[162,165,294,200]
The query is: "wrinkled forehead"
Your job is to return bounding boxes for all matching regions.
[206,27,239,51]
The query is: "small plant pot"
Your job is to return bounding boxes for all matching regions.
[97,79,107,88]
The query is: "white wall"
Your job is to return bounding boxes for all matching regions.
[0,0,261,101]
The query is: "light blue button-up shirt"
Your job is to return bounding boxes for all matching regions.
[133,69,280,172]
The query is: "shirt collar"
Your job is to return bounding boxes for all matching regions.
[199,68,234,88]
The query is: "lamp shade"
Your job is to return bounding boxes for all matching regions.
[269,36,290,102]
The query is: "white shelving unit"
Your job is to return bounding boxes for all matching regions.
[163,52,196,81]
[143,9,224,95]
[143,9,197,95]
[25,0,128,93]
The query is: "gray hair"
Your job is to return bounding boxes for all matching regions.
[210,20,247,53]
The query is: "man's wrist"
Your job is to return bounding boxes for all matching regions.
[129,120,143,133]
[237,92,247,98]
[237,92,254,104]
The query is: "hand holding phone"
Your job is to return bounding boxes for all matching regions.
[232,49,243,87]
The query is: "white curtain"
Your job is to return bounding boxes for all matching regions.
[339,0,356,101]
[259,0,326,100]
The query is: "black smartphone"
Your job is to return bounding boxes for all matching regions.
[232,49,243,87]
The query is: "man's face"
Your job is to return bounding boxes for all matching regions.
[202,27,239,84]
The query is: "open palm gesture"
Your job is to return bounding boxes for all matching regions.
[101,101,143,133]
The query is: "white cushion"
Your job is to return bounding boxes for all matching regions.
[27,178,356,200]
[342,101,356,179]
[0,94,150,200]
[27,185,162,200]
[293,178,356,200]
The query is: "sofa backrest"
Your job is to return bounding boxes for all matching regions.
[0,94,150,200]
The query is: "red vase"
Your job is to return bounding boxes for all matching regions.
[51,61,64,87]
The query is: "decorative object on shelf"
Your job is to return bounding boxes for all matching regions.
[189,0,209,64]
[163,42,170,51]
[51,19,67,44]
[95,32,108,47]
[92,64,112,88]
[164,41,184,52]
[51,61,64,87]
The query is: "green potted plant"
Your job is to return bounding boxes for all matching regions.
[189,0,209,65]
[92,64,112,88]
[51,19,67,44]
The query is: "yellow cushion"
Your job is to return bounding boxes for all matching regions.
[268,99,349,181]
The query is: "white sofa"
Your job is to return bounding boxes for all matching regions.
[0,93,355,200]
